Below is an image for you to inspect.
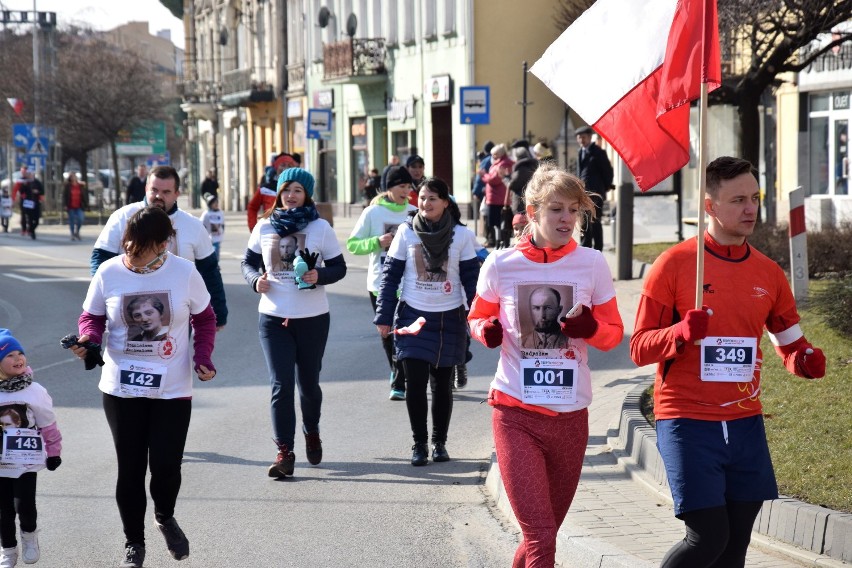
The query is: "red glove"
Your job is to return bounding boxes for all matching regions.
[481,319,503,349]
[673,306,711,343]
[795,345,826,379]
[559,305,598,339]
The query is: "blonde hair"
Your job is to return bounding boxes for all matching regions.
[524,163,596,228]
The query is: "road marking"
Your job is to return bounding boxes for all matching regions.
[5,273,91,283]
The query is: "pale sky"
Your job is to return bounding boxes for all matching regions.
[2,0,185,48]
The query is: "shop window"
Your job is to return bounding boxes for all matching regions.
[809,116,829,196]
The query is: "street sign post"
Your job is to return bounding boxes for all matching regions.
[307,109,332,139]
[460,87,490,125]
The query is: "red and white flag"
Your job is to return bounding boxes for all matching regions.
[530,0,721,191]
[6,98,24,116]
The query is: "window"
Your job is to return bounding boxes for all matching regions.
[423,1,436,40]
[401,0,414,45]
[442,0,455,36]
[384,1,398,45]
[809,116,829,196]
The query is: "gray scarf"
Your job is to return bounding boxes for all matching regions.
[412,210,454,273]
[0,367,33,392]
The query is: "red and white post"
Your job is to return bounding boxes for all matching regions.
[788,187,809,301]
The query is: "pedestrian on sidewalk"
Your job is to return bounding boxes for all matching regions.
[71,207,217,568]
[241,168,347,478]
[0,186,11,233]
[575,126,613,251]
[480,144,514,248]
[63,171,88,241]
[374,177,480,466]
[0,329,63,567]
[347,165,416,401]
[468,163,624,567]
[630,156,826,568]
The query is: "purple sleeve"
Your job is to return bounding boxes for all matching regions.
[190,303,217,374]
[40,422,62,457]
[78,311,106,345]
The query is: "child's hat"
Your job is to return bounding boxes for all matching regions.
[203,192,218,207]
[0,329,24,356]
[512,213,528,227]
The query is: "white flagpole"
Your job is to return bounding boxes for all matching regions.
[695,82,709,309]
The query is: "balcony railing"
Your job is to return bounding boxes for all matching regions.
[323,38,386,80]
[177,79,220,103]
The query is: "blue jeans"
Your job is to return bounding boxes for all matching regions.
[258,312,329,449]
[68,208,84,236]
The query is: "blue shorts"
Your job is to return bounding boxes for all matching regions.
[656,415,778,517]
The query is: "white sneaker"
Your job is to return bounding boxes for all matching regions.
[0,547,17,568]
[20,530,38,564]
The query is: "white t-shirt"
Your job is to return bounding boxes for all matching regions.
[247,218,342,318]
[83,253,211,399]
[0,196,11,218]
[476,245,616,413]
[0,383,56,478]
[386,223,478,312]
[348,202,416,292]
[200,210,225,244]
[94,202,215,261]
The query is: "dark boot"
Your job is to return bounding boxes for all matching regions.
[304,430,323,465]
[268,440,295,478]
[432,442,450,462]
[411,442,429,466]
[453,364,468,390]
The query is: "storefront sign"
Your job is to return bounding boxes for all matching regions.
[426,75,451,104]
[388,99,415,123]
[313,90,334,109]
[287,98,304,118]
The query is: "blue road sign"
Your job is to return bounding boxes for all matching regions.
[145,152,171,167]
[307,109,332,140]
[12,124,56,148]
[460,87,490,125]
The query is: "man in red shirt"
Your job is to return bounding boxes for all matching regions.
[630,156,826,568]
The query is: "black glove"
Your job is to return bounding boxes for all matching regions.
[60,333,105,370]
[299,247,319,270]
[46,456,62,471]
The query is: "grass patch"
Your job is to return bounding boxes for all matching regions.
[638,280,852,512]
[633,242,677,265]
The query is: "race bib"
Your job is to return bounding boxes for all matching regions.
[520,358,578,405]
[700,336,757,382]
[119,360,167,397]
[22,199,35,209]
[2,428,45,465]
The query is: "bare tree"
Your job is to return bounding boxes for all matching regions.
[553,0,852,184]
[51,38,166,208]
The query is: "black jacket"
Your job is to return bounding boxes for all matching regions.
[577,143,613,196]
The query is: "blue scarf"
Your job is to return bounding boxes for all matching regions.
[268,205,320,238]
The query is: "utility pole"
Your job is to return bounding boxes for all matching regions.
[517,61,534,143]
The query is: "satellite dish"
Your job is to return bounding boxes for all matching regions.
[346,13,357,37]
[318,7,331,28]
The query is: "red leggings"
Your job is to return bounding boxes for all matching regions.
[493,405,588,568]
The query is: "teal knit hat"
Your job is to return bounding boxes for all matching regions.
[277,168,315,198]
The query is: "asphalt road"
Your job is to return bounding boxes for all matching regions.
[0,224,520,567]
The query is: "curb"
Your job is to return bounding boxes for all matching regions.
[608,380,852,566]
[485,455,655,568]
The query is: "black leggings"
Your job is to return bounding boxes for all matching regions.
[402,359,453,444]
[661,501,763,568]
[0,473,37,548]
[103,394,192,546]
[369,293,405,391]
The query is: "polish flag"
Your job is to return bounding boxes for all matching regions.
[6,98,24,116]
[530,0,721,191]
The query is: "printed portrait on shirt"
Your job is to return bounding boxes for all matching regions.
[124,293,172,344]
[271,233,304,273]
[517,284,575,351]
[413,243,448,283]
[382,222,400,252]
[0,405,26,430]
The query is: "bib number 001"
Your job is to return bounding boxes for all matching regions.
[525,368,567,386]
